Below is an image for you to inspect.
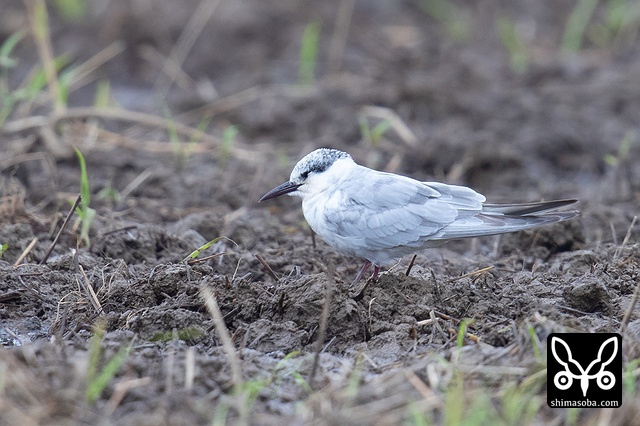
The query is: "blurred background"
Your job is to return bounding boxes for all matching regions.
[1,0,638,239]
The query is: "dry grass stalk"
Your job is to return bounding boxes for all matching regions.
[254,253,279,281]
[78,264,103,315]
[67,41,125,91]
[201,286,248,424]
[310,264,335,387]
[620,274,640,334]
[0,178,27,219]
[24,0,64,115]
[449,265,495,282]
[1,85,314,163]
[185,347,195,391]
[328,0,356,74]
[614,215,637,261]
[201,287,242,386]
[105,377,151,415]
[13,237,37,266]
[404,370,440,407]
[0,152,56,182]
[187,252,226,265]
[405,254,418,276]
[360,105,418,147]
[40,194,81,265]
[154,0,222,98]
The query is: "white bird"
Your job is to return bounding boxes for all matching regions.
[260,148,578,282]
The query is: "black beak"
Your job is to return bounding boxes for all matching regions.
[259,181,302,201]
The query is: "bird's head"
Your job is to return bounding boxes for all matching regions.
[259,148,352,201]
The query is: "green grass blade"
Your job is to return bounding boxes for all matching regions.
[0,32,24,69]
[456,319,470,349]
[221,124,238,159]
[624,358,640,395]
[0,243,8,258]
[85,327,104,389]
[298,21,320,85]
[85,343,131,403]
[563,0,599,51]
[18,56,69,101]
[443,372,464,426]
[371,119,391,144]
[162,105,186,166]
[184,236,226,261]
[54,0,87,22]
[496,16,528,73]
[528,325,542,360]
[74,148,90,213]
[94,79,111,108]
[74,147,94,246]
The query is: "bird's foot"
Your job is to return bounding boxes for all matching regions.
[352,261,381,283]
[351,262,381,301]
[371,265,380,281]
[352,260,372,284]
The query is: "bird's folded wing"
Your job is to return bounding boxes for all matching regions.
[324,173,485,250]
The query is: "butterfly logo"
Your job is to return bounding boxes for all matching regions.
[551,336,618,397]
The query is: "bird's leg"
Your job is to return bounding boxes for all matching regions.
[372,265,380,281]
[353,260,372,284]
[350,262,382,301]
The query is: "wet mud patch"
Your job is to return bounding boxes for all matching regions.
[1,217,639,424]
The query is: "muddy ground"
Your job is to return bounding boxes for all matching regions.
[1,0,640,424]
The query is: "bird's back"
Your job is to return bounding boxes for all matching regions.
[301,165,577,265]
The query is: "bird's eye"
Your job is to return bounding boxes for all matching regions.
[300,171,310,180]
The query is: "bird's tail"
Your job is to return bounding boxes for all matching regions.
[432,199,578,241]
[481,199,577,216]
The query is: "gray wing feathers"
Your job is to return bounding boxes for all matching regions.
[423,182,486,210]
[328,175,488,250]
[352,174,441,208]
[434,198,578,240]
[482,199,577,216]
[321,168,576,257]
[432,210,578,240]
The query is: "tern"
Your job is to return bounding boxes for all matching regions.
[260,148,578,282]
